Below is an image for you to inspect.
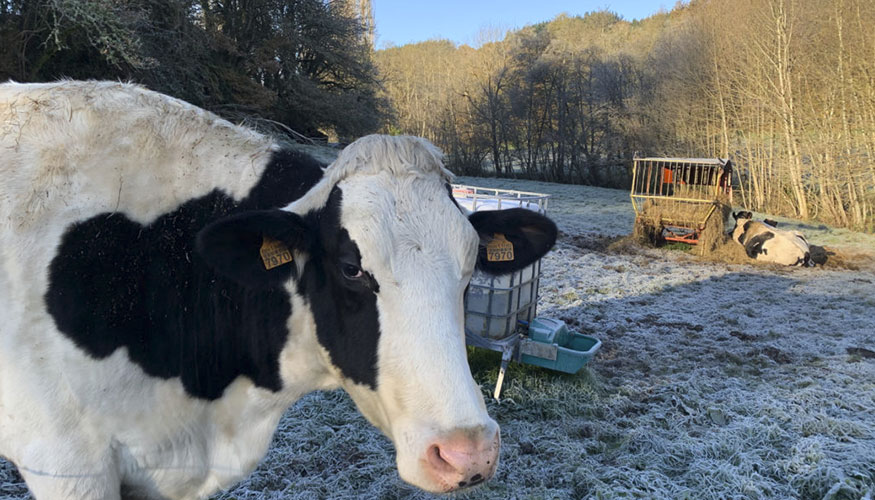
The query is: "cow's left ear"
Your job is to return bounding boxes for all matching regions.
[469,208,558,275]
[196,210,311,288]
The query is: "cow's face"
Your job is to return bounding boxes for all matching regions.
[731,211,754,243]
[197,136,557,493]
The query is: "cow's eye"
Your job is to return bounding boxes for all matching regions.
[341,263,363,279]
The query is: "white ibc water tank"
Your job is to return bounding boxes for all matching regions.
[453,185,550,340]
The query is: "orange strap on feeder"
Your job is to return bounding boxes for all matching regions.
[663,167,686,185]
[662,167,673,184]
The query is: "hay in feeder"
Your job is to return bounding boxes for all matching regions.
[633,197,731,254]
[695,201,732,255]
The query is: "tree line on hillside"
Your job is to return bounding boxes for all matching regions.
[375,0,875,231]
[1,0,872,231]
[0,0,385,138]
[376,14,647,190]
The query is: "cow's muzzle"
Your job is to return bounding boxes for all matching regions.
[420,426,500,493]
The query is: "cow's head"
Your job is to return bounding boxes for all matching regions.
[732,210,753,222]
[731,211,754,242]
[197,135,557,493]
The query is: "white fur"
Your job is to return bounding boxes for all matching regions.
[0,82,495,498]
[330,141,495,489]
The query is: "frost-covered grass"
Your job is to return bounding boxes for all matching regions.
[2,177,874,500]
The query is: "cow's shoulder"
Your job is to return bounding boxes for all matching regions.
[737,221,769,244]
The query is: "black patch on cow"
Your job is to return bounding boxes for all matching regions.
[44,149,325,400]
[243,149,325,210]
[744,232,775,259]
[298,187,381,389]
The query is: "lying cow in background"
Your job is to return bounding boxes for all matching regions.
[0,81,557,499]
[731,211,811,266]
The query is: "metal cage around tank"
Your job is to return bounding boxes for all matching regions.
[453,184,601,401]
[452,184,551,342]
[452,184,553,399]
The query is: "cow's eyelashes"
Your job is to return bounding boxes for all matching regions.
[341,263,363,280]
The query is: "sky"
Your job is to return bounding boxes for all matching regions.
[373,0,669,48]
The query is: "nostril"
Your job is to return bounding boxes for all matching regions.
[423,430,500,490]
[426,444,456,475]
[469,476,485,487]
[457,475,485,490]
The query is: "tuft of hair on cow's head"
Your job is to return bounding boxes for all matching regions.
[195,209,311,288]
[733,210,753,221]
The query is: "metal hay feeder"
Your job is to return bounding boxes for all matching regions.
[630,157,733,247]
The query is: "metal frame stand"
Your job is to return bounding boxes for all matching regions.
[493,343,515,401]
[465,328,562,401]
[465,330,522,401]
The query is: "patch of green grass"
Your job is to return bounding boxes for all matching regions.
[662,242,693,252]
[467,345,601,389]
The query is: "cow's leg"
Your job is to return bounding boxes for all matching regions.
[16,443,121,500]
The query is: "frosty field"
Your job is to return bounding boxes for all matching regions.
[2,177,874,500]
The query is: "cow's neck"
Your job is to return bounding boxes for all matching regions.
[44,148,329,401]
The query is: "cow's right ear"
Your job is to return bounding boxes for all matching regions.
[196,210,311,288]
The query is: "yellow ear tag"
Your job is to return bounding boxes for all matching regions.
[260,236,293,270]
[486,233,515,262]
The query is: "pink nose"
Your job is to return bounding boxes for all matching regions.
[423,428,500,492]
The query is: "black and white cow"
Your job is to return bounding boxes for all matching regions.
[731,211,811,266]
[0,81,557,499]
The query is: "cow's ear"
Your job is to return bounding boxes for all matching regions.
[468,208,557,275]
[196,210,310,288]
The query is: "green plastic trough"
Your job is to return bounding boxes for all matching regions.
[520,317,601,374]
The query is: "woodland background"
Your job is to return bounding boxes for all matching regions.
[1,0,873,231]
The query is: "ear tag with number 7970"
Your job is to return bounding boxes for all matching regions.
[260,236,293,270]
[486,233,514,262]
